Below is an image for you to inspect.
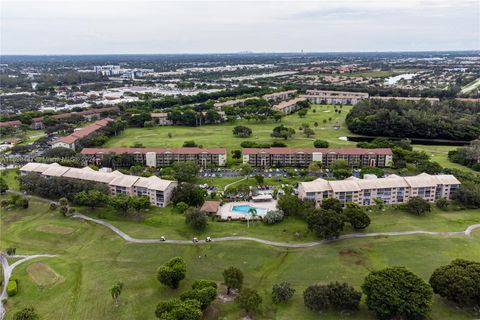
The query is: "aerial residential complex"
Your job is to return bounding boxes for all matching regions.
[302,90,370,105]
[81,147,227,167]
[242,148,393,167]
[30,106,119,129]
[20,162,177,207]
[262,90,297,102]
[272,97,307,114]
[52,118,113,150]
[298,173,461,207]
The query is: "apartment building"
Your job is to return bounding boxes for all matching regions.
[272,97,307,114]
[370,96,440,103]
[150,113,173,126]
[298,173,461,207]
[30,106,119,129]
[242,148,393,168]
[52,118,113,150]
[81,147,227,167]
[301,90,369,105]
[263,90,297,102]
[213,97,256,110]
[20,162,177,207]
[0,120,22,128]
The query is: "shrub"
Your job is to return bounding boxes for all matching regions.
[303,282,361,312]
[429,259,480,307]
[185,208,208,231]
[176,202,189,213]
[49,202,58,211]
[236,288,262,315]
[13,307,39,320]
[180,286,217,310]
[345,207,371,229]
[272,281,295,304]
[7,280,18,296]
[435,198,449,210]
[157,257,187,289]
[15,197,29,209]
[405,196,431,215]
[362,267,433,320]
[313,139,329,148]
[192,280,217,290]
[263,210,284,224]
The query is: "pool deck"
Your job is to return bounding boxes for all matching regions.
[218,200,278,220]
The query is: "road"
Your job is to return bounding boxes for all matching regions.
[72,213,480,248]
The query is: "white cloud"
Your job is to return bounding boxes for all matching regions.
[1,0,478,54]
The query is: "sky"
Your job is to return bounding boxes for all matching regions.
[1,0,479,55]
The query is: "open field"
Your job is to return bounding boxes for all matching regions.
[76,204,480,243]
[26,262,61,288]
[0,169,20,190]
[104,104,475,173]
[105,104,356,154]
[1,197,479,319]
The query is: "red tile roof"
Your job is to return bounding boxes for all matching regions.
[32,106,119,123]
[0,120,22,127]
[242,148,392,155]
[56,118,113,145]
[80,147,227,155]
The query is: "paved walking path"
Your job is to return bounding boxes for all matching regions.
[73,213,480,248]
[0,253,56,320]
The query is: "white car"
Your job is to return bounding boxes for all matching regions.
[206,237,212,242]
[192,237,199,243]
[160,236,166,242]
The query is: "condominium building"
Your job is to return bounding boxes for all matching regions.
[52,118,113,150]
[298,173,461,207]
[213,97,256,110]
[272,97,307,114]
[150,113,173,126]
[370,96,440,103]
[20,162,177,207]
[263,90,297,102]
[31,106,119,129]
[242,148,393,168]
[301,90,369,105]
[81,147,227,167]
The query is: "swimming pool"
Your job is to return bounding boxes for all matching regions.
[231,205,267,216]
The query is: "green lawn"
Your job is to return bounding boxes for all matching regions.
[105,105,357,157]
[104,104,475,173]
[414,145,477,174]
[1,169,20,191]
[1,197,479,320]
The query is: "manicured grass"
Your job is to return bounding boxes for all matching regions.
[75,204,480,244]
[104,105,357,157]
[1,169,20,191]
[413,144,477,174]
[196,176,305,190]
[1,198,479,319]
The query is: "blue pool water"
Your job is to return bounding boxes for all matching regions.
[232,205,267,216]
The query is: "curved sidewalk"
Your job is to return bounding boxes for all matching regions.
[73,213,480,248]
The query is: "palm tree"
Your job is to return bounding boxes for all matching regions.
[110,281,124,307]
[248,207,257,227]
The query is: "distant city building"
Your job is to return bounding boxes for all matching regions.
[272,97,307,114]
[20,162,177,207]
[301,90,369,105]
[94,65,121,76]
[52,118,113,150]
[81,147,227,167]
[242,148,393,167]
[298,173,460,207]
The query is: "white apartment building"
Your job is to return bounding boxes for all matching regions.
[20,162,177,207]
[298,173,461,207]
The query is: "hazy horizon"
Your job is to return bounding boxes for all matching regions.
[1,0,479,55]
